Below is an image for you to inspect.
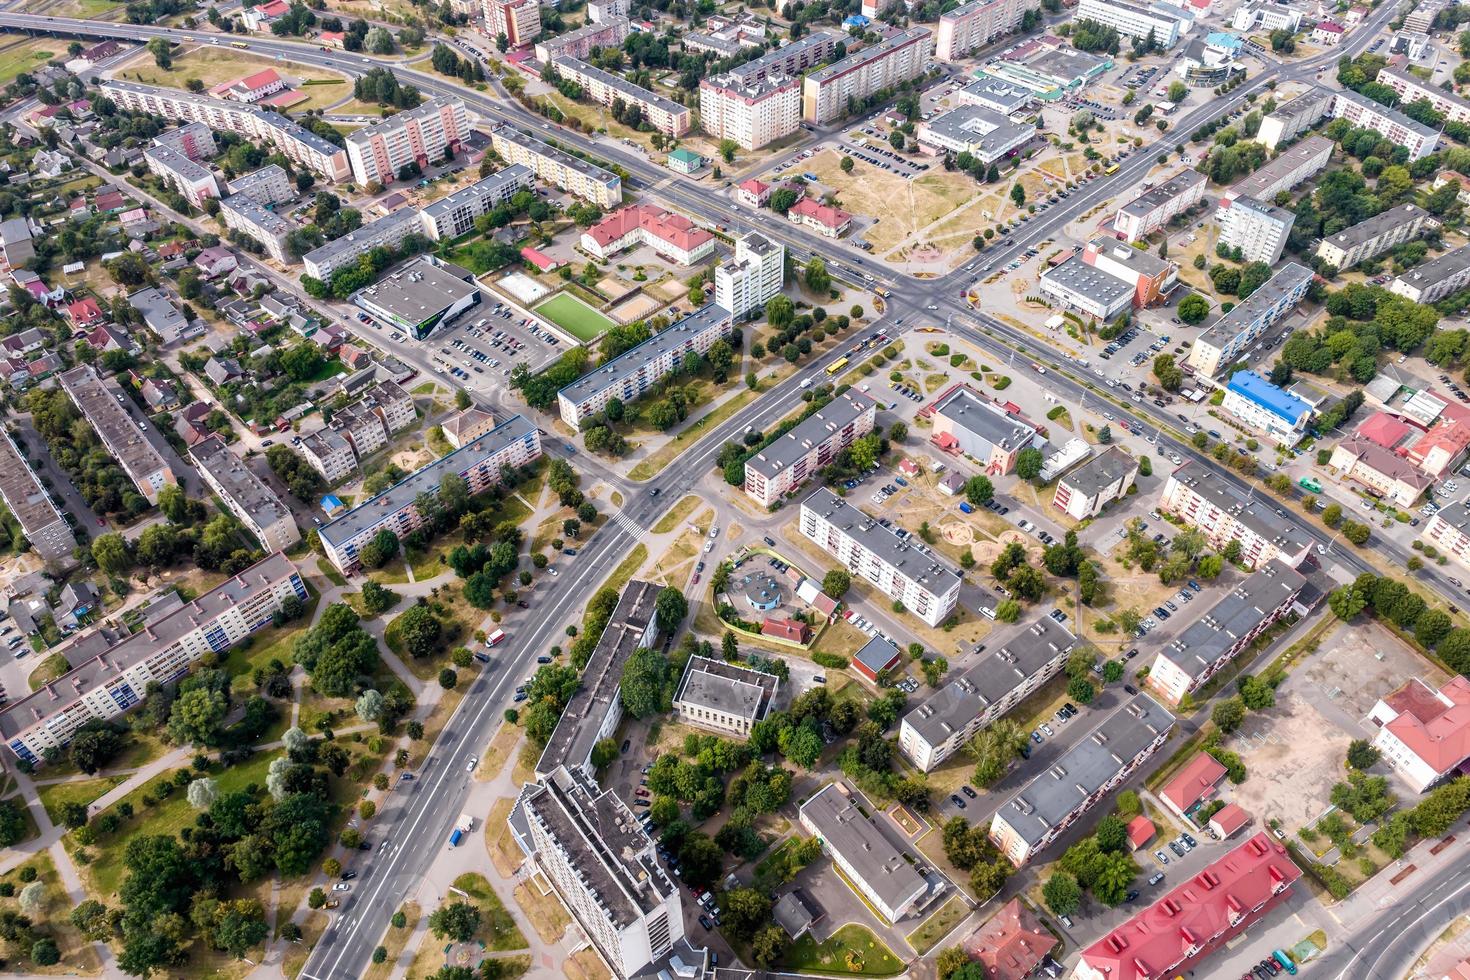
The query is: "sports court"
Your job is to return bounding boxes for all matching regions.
[534,292,616,342]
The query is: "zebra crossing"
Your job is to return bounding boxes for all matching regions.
[610,511,644,538]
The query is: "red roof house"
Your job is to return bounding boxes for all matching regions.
[1369,676,1470,792]
[761,616,810,644]
[736,178,771,207]
[1126,815,1156,851]
[787,196,852,237]
[1076,834,1303,980]
[1208,803,1251,839]
[520,246,561,272]
[319,30,345,47]
[579,205,715,265]
[964,899,1056,980]
[1159,753,1228,819]
[66,297,105,326]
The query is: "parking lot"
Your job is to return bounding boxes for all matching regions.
[422,294,568,384]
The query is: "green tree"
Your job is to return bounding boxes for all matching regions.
[654,586,688,633]
[1212,696,1246,733]
[1177,293,1210,324]
[1016,447,1043,481]
[619,647,671,718]
[92,533,132,575]
[964,476,994,506]
[1042,871,1081,916]
[427,901,480,942]
[167,687,228,747]
[822,569,851,597]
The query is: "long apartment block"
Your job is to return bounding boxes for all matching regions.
[552,58,691,136]
[556,305,733,428]
[0,553,306,764]
[0,427,75,565]
[801,28,933,125]
[799,487,962,627]
[743,391,876,507]
[1390,244,1470,304]
[98,80,350,181]
[58,365,175,505]
[534,16,631,61]
[989,694,1175,865]
[1316,203,1437,271]
[1074,0,1184,46]
[699,73,801,151]
[1224,135,1332,204]
[1159,461,1314,569]
[301,206,425,282]
[487,124,623,208]
[1378,65,1470,125]
[1187,262,1312,376]
[899,616,1077,771]
[727,31,839,83]
[1256,87,1335,149]
[1330,89,1439,161]
[345,98,470,187]
[190,436,301,553]
[318,414,541,574]
[1112,169,1206,243]
[420,164,534,239]
[936,0,1040,60]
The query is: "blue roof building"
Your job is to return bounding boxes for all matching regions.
[843,14,870,27]
[1222,370,1318,446]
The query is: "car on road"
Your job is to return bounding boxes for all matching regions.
[1155,849,1169,864]
[621,738,632,753]
[341,871,358,881]
[1148,871,1165,885]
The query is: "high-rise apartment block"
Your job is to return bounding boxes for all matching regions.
[935,0,1040,60]
[345,98,469,187]
[714,231,784,320]
[1216,194,1294,265]
[801,29,933,125]
[483,0,541,47]
[699,74,801,151]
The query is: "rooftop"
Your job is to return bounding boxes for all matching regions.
[302,206,424,273]
[489,124,622,190]
[220,193,290,237]
[968,898,1055,980]
[1225,370,1315,425]
[1334,87,1442,143]
[1159,752,1228,813]
[798,782,928,911]
[957,77,1033,113]
[1380,675,1470,774]
[746,391,875,479]
[1395,244,1470,296]
[1086,236,1174,278]
[554,57,688,117]
[672,655,778,723]
[1321,203,1434,256]
[144,142,213,184]
[98,79,343,158]
[422,165,534,222]
[352,257,479,328]
[0,428,65,538]
[920,104,1033,156]
[558,304,731,407]
[806,28,932,84]
[1061,446,1140,497]
[1229,135,1332,200]
[853,635,903,675]
[345,97,464,149]
[583,204,713,252]
[728,30,840,81]
[1117,168,1207,220]
[189,436,293,533]
[1041,252,1133,306]
[933,385,1039,452]
[1196,262,1313,358]
[803,488,963,597]
[58,366,170,487]
[1158,559,1307,686]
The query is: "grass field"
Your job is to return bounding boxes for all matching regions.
[0,35,60,84]
[113,46,349,112]
[534,292,616,342]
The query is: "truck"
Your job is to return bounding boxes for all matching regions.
[448,828,464,847]
[958,502,974,514]
[448,813,476,847]
[486,628,507,647]
[1272,951,1297,975]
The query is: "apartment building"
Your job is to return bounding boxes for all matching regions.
[1225,135,1332,204]
[1145,559,1305,705]
[190,436,301,552]
[714,231,784,319]
[915,105,1034,164]
[1221,370,1316,446]
[727,31,839,84]
[557,305,733,428]
[228,164,293,204]
[1390,244,1470,304]
[534,17,630,62]
[1159,461,1315,568]
[989,694,1175,865]
[1423,502,1470,570]
[1073,835,1303,980]
[220,193,292,263]
[1187,262,1313,376]
[1331,89,1439,160]
[672,656,779,737]
[587,0,627,21]
[484,0,541,47]
[329,380,416,460]
[318,415,542,574]
[0,553,306,765]
[1256,86,1334,149]
[345,98,470,187]
[515,765,685,977]
[1112,169,1207,242]
[1368,676,1470,793]
[800,488,962,627]
[798,783,936,922]
[581,205,714,264]
[420,165,535,240]
[1217,194,1294,265]
[1074,0,1184,46]
[1080,237,1178,308]
[699,74,801,151]
[898,616,1077,772]
[551,58,692,136]
[488,125,623,208]
[143,143,220,209]
[442,406,498,449]
[744,391,876,506]
[59,366,174,505]
[1379,65,1470,125]
[0,427,75,565]
[936,0,1041,60]
[1316,203,1437,271]
[929,385,1043,474]
[1052,446,1138,519]
[299,427,357,483]
[98,80,350,181]
[301,207,425,282]
[801,28,933,125]
[152,121,218,161]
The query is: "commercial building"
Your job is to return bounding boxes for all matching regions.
[190,436,300,552]
[1316,203,1438,271]
[800,488,962,627]
[787,197,852,238]
[1368,676,1470,793]
[1187,262,1313,376]
[345,98,470,187]
[484,0,541,47]
[99,80,350,182]
[219,193,292,263]
[671,656,780,737]
[1230,1,1301,30]
[699,74,801,151]
[552,58,692,136]
[1216,194,1294,265]
[487,125,623,208]
[420,165,535,240]
[727,31,839,84]
[1111,169,1207,242]
[798,782,936,922]
[351,257,480,341]
[515,765,685,978]
[1224,135,1332,204]
[898,616,1077,771]
[1256,87,1334,149]
[1221,370,1316,446]
[318,415,542,574]
[1378,65,1470,126]
[1159,461,1315,568]
[1080,236,1179,309]
[1330,434,1435,507]
[1038,253,1135,321]
[1330,89,1439,161]
[228,163,293,204]
[143,143,220,209]
[714,231,784,320]
[744,391,876,506]
[929,385,1043,474]
[801,28,933,125]
[580,204,714,264]
[0,553,306,765]
[152,121,218,161]
[1390,244,1470,304]
[58,366,174,505]
[1144,559,1305,706]
[989,694,1175,865]
[935,0,1041,60]
[534,17,631,62]
[979,39,1112,100]
[1074,0,1185,47]
[915,105,1034,164]
[1052,446,1138,519]
[1072,835,1303,980]
[0,427,75,565]
[301,206,425,282]
[557,305,733,427]
[954,77,1034,115]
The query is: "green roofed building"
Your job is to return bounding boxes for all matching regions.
[667,148,704,174]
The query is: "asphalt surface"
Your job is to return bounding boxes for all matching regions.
[1319,853,1470,979]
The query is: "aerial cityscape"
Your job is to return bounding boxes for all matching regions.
[0,0,1468,976]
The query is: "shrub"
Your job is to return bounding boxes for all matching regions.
[812,652,850,669]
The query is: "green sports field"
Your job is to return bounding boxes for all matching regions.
[534,293,616,342]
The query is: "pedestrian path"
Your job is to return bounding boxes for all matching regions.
[610,512,644,537]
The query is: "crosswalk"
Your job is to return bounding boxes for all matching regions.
[610,512,644,538]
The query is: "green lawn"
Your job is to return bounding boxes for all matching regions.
[37,775,126,825]
[451,872,529,951]
[218,592,321,695]
[785,925,903,976]
[906,895,970,955]
[534,293,616,342]
[0,36,58,85]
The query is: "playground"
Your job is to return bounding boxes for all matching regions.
[533,292,616,342]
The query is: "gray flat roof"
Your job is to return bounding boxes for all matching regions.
[1225,193,1292,224]
[746,391,874,479]
[1160,559,1305,684]
[922,104,1033,155]
[1395,243,1470,295]
[902,616,1076,747]
[229,164,289,198]
[933,385,1038,452]
[803,488,962,597]
[1167,460,1315,555]
[0,552,299,740]
[128,286,186,336]
[1086,236,1173,277]
[1118,168,1205,219]
[799,782,927,909]
[220,193,289,236]
[673,655,778,722]
[318,414,536,550]
[1041,254,1134,306]
[1333,88,1440,142]
[353,257,478,326]
[854,635,903,674]
[806,28,930,84]
[302,206,424,272]
[1027,45,1109,81]
[421,164,533,221]
[958,77,1032,113]
[1229,135,1332,199]
[1062,446,1139,496]
[0,427,67,540]
[58,366,170,488]
[190,436,293,533]
[554,57,688,117]
[728,31,839,81]
[539,15,629,52]
[558,304,731,407]
[1265,86,1334,125]
[1322,203,1432,254]
[144,142,212,184]
[995,694,1175,847]
[489,124,622,190]
[345,97,464,150]
[536,580,661,776]
[1198,262,1313,352]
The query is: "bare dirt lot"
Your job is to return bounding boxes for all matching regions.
[1222,693,1352,835]
[1295,620,1448,718]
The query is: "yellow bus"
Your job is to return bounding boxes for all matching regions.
[1104,164,1120,175]
[826,357,849,376]
[231,41,249,48]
